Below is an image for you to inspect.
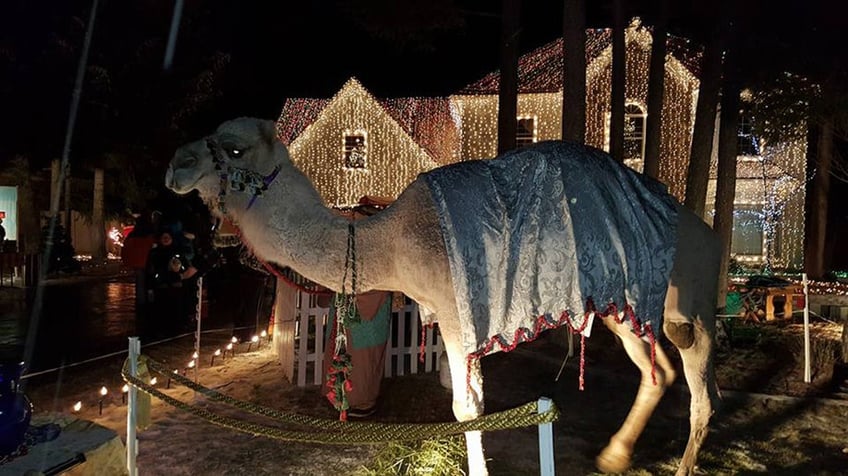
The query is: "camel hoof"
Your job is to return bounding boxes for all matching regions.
[665,321,695,349]
[596,445,631,474]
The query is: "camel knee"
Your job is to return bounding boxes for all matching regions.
[664,321,695,349]
[453,400,481,422]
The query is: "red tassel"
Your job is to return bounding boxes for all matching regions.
[339,410,347,422]
[419,324,427,364]
[579,333,586,391]
[646,324,657,386]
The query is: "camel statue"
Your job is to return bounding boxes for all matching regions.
[166,117,721,476]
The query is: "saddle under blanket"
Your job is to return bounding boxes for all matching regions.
[423,141,678,359]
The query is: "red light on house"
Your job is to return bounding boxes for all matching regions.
[0,211,5,219]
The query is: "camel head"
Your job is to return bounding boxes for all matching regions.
[166,117,289,206]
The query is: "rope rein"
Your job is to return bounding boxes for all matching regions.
[327,222,359,420]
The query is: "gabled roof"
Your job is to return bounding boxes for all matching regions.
[276,98,330,146]
[277,78,460,165]
[456,22,702,95]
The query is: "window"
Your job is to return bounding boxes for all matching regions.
[623,103,646,162]
[731,206,764,257]
[342,130,367,169]
[516,116,537,148]
[737,113,760,157]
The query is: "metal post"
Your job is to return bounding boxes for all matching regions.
[803,273,811,383]
[163,0,184,70]
[127,337,140,476]
[194,276,202,384]
[537,397,555,476]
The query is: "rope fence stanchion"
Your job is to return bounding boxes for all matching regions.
[126,337,140,476]
[803,272,811,383]
[194,276,203,384]
[537,397,555,476]
[122,353,560,445]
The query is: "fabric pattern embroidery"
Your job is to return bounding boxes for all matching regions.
[424,141,678,359]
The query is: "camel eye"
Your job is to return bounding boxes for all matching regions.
[221,142,245,159]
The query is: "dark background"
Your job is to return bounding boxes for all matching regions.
[2,0,847,266]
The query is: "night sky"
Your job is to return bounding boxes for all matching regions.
[3,1,847,150]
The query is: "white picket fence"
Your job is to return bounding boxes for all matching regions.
[291,292,444,387]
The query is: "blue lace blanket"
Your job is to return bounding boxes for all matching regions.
[423,141,678,358]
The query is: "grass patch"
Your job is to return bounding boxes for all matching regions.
[355,436,467,476]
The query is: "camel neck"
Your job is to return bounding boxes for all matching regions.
[224,170,390,294]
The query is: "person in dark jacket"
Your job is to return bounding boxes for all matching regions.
[145,230,197,335]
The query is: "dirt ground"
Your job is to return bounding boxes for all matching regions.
[17,316,848,476]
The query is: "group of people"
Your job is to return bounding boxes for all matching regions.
[122,210,210,336]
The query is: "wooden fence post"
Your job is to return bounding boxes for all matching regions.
[274,280,298,382]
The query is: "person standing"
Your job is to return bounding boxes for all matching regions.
[323,290,392,418]
[122,211,157,310]
[145,230,198,336]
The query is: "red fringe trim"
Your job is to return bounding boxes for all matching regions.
[464,298,658,393]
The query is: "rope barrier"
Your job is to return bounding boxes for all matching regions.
[21,326,255,380]
[122,354,560,444]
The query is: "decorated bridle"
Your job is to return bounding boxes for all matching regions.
[205,138,282,214]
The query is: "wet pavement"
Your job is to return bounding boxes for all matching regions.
[0,260,274,375]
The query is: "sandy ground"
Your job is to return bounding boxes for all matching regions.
[5,260,848,475]
[12,317,848,476]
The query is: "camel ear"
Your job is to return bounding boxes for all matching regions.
[258,119,278,144]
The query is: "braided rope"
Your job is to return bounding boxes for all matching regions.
[122,356,560,443]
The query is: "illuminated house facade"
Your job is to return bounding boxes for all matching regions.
[276,78,460,207]
[277,21,806,270]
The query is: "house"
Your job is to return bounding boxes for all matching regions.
[277,20,806,270]
[276,78,460,208]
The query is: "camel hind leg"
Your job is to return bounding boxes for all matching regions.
[664,205,722,476]
[596,318,678,473]
[665,275,720,476]
[671,315,719,476]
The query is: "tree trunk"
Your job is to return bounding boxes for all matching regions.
[16,166,41,254]
[50,160,61,215]
[805,118,833,279]
[609,0,626,162]
[92,168,106,261]
[642,0,668,179]
[713,46,740,310]
[684,27,723,218]
[561,0,586,144]
[64,171,72,241]
[497,0,521,154]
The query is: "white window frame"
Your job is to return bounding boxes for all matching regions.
[516,115,538,148]
[603,101,647,173]
[342,129,368,170]
[737,113,761,159]
[730,204,767,262]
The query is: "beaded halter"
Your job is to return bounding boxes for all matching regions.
[205,138,282,214]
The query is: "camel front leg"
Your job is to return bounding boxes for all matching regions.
[596,319,677,473]
[443,340,487,476]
